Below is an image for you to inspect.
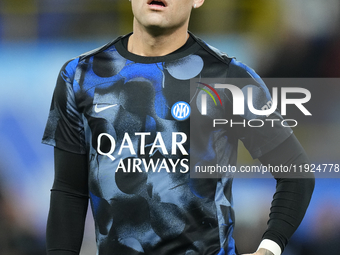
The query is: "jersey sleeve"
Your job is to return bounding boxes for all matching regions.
[42,58,86,154]
[228,59,293,159]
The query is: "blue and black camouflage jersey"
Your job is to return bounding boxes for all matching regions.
[42,32,292,255]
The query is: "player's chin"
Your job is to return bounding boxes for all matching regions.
[145,22,170,34]
[144,16,167,27]
[145,19,187,34]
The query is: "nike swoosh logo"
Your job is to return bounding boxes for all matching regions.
[94,104,118,113]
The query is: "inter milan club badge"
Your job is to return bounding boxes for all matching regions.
[171,101,191,121]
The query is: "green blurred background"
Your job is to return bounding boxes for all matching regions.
[0,0,340,254]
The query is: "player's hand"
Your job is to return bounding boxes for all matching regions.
[242,248,274,255]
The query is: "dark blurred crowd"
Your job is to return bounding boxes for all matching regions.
[0,173,45,255]
[262,33,340,78]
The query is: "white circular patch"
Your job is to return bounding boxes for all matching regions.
[165,55,204,80]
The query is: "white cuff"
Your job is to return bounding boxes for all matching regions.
[257,239,282,255]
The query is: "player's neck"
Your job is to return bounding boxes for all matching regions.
[128,24,189,57]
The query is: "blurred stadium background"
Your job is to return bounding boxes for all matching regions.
[0,0,340,254]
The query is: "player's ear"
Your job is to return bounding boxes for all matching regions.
[192,0,205,9]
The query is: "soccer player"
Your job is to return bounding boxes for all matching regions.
[42,1,314,255]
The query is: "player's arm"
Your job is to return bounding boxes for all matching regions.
[226,59,314,255]
[46,148,89,255]
[243,248,274,255]
[250,134,315,255]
